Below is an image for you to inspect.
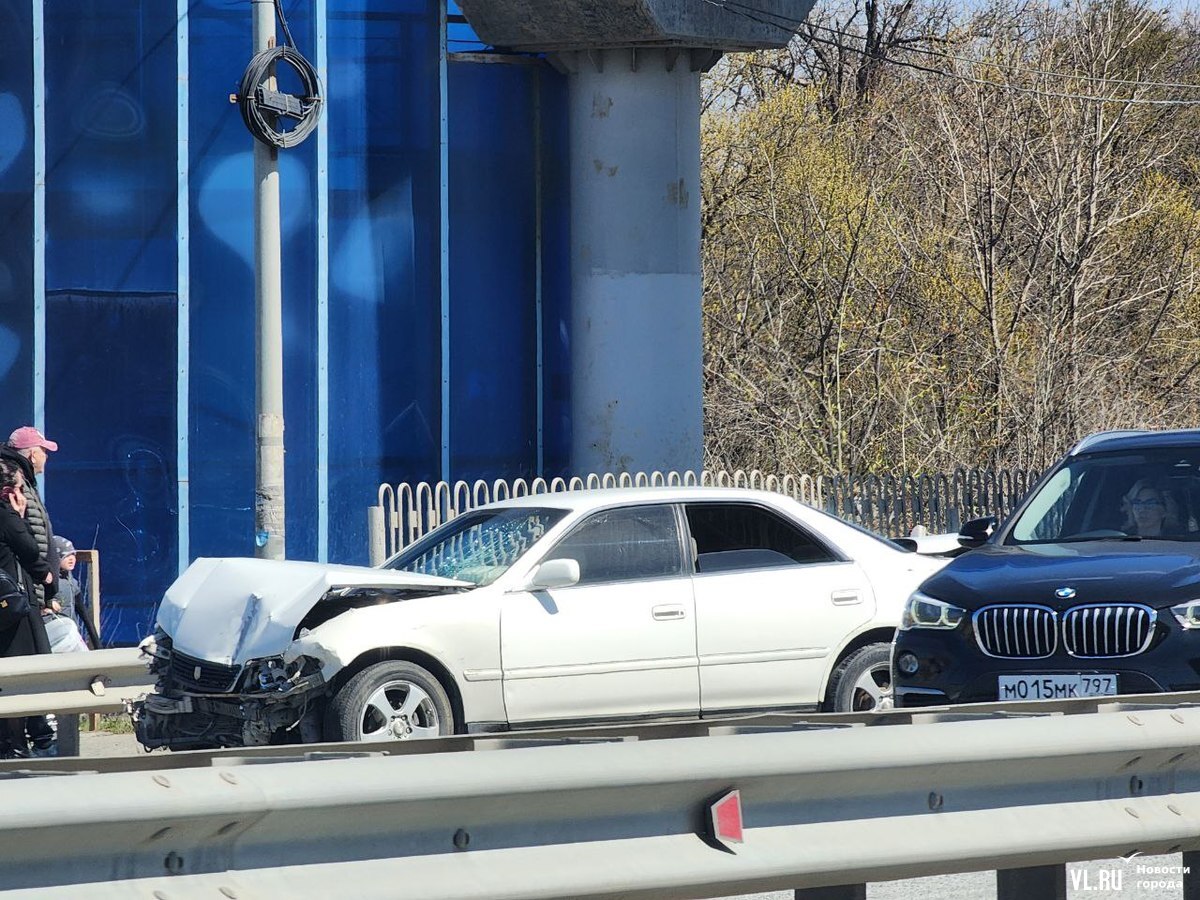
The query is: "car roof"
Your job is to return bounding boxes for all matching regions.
[473,486,807,513]
[1070,429,1200,456]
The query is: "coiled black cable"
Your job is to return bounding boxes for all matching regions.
[236,0,323,149]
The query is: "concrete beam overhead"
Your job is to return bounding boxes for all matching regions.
[456,0,816,52]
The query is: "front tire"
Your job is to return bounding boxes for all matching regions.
[827,643,893,712]
[324,661,454,742]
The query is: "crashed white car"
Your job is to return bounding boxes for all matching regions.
[134,488,948,750]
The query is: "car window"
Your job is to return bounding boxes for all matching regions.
[685,503,837,572]
[387,507,568,585]
[541,505,684,585]
[1011,467,1078,542]
[1008,448,1200,543]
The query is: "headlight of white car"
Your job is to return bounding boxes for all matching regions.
[1171,602,1200,630]
[244,655,319,692]
[900,591,966,631]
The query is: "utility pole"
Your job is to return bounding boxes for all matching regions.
[252,0,286,560]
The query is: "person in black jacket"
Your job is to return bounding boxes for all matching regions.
[1,427,59,609]
[0,461,52,757]
[2,428,61,754]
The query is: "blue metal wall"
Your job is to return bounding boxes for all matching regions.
[0,1,34,464]
[0,0,570,643]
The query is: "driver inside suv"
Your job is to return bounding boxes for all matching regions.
[1121,479,1178,538]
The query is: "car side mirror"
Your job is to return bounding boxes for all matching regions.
[525,558,580,591]
[958,516,998,549]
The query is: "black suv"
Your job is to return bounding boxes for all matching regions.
[894,429,1200,707]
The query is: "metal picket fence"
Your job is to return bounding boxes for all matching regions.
[367,467,1040,564]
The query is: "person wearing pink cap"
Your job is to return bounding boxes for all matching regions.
[1,427,61,755]
[2,428,59,588]
[0,428,58,612]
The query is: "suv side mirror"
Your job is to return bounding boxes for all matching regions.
[958,516,998,549]
[525,558,580,591]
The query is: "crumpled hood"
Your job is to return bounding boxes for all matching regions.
[157,557,469,665]
[921,542,1200,611]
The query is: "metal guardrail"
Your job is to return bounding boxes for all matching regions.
[0,647,152,718]
[368,467,1040,562]
[13,686,1200,774]
[4,699,1200,898]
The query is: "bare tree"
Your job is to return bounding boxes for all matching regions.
[702,0,1200,476]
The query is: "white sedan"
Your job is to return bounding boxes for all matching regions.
[134,487,947,749]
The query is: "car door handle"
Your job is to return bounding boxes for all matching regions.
[652,604,687,621]
[831,590,862,606]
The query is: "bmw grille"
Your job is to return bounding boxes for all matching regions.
[973,605,1058,658]
[1062,604,1155,658]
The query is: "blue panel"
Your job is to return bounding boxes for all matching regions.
[185,0,253,564]
[42,2,179,645]
[0,1,34,425]
[47,292,178,644]
[188,0,319,563]
[281,1,319,563]
[448,62,537,481]
[328,0,442,564]
[538,69,572,476]
[43,1,176,293]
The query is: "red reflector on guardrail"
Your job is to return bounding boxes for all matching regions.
[708,789,744,849]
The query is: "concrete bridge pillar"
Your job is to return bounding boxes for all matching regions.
[559,47,713,474]
[456,0,814,475]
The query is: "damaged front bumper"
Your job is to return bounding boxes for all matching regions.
[133,652,328,751]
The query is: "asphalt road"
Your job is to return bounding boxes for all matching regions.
[79,728,145,758]
[75,731,1188,899]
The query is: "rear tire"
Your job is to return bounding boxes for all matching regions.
[827,643,893,712]
[324,661,454,742]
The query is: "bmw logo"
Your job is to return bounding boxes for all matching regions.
[1055,587,1076,600]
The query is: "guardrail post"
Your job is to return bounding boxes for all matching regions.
[794,885,865,899]
[996,864,1065,900]
[55,712,79,757]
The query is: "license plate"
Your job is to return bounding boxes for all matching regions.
[998,674,1117,701]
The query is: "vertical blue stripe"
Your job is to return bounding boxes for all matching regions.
[534,70,544,476]
[32,0,45,437]
[316,0,329,561]
[439,0,451,481]
[177,0,190,574]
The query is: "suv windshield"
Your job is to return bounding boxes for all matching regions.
[1009,448,1200,544]
[385,506,569,585]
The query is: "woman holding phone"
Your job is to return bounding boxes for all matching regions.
[0,461,52,757]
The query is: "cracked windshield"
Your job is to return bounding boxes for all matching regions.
[387,508,568,584]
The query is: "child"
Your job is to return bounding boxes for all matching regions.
[43,536,88,654]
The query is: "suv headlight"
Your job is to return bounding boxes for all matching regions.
[901,592,966,631]
[1171,603,1200,630]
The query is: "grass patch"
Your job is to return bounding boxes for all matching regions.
[84,714,135,734]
